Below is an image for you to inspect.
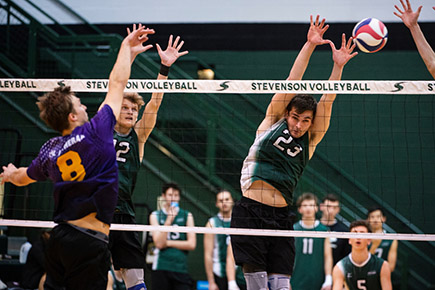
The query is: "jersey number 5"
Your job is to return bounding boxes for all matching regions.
[57,151,86,181]
[273,129,302,157]
[357,280,367,290]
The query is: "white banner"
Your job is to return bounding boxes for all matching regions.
[0,79,435,94]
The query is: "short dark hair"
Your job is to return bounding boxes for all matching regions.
[349,220,372,233]
[367,205,385,218]
[286,94,317,120]
[162,182,182,195]
[216,189,233,201]
[322,193,339,203]
[296,192,318,208]
[37,86,75,133]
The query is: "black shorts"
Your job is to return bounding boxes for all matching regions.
[44,223,111,290]
[230,197,295,275]
[151,270,193,290]
[109,214,146,270]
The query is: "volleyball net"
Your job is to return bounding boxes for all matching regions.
[0,78,434,286]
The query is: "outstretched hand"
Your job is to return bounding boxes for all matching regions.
[394,0,422,28]
[307,15,330,46]
[125,23,155,58]
[157,35,189,67]
[330,34,358,68]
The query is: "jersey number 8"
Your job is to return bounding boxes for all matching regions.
[57,151,86,181]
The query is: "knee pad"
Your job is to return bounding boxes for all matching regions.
[268,274,290,290]
[244,271,268,290]
[121,268,145,289]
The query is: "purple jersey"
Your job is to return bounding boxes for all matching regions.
[27,105,118,225]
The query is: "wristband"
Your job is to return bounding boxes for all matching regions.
[228,280,239,290]
[322,274,332,287]
[159,64,170,76]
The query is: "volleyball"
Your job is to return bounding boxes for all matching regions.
[352,18,388,53]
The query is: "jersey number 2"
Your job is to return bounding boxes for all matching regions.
[57,151,86,181]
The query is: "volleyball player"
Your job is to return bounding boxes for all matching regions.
[230,15,358,290]
[149,182,196,290]
[367,206,398,272]
[332,220,392,290]
[291,193,333,290]
[0,24,154,289]
[109,35,188,290]
[319,194,351,265]
[204,190,238,290]
[394,0,435,78]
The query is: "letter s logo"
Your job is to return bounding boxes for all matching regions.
[217,81,230,91]
[391,82,406,92]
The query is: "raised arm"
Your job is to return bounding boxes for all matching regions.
[135,35,188,162]
[1,164,35,186]
[99,24,155,118]
[394,0,435,78]
[309,34,357,158]
[257,15,331,134]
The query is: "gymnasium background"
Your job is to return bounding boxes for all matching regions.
[0,0,434,289]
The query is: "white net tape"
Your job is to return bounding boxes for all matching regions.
[0,79,434,94]
[0,219,434,241]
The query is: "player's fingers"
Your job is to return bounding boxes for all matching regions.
[416,6,423,14]
[315,15,320,26]
[310,15,313,26]
[142,44,153,52]
[173,36,181,48]
[394,5,404,14]
[167,34,173,48]
[176,40,185,51]
[156,43,162,54]
[320,18,326,28]
[178,50,189,57]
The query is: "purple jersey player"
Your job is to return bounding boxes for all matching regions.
[1,24,154,290]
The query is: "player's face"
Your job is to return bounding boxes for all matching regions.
[298,199,318,220]
[215,191,234,214]
[320,200,340,220]
[367,210,385,231]
[286,108,313,139]
[349,225,371,250]
[163,187,180,204]
[71,95,88,125]
[118,99,139,129]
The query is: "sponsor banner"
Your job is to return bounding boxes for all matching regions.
[0,79,434,94]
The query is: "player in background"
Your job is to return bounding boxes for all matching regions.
[332,220,392,290]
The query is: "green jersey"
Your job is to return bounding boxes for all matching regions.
[208,213,231,278]
[151,208,190,273]
[241,118,309,205]
[337,253,385,290]
[113,129,141,216]
[369,235,393,261]
[291,221,328,290]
